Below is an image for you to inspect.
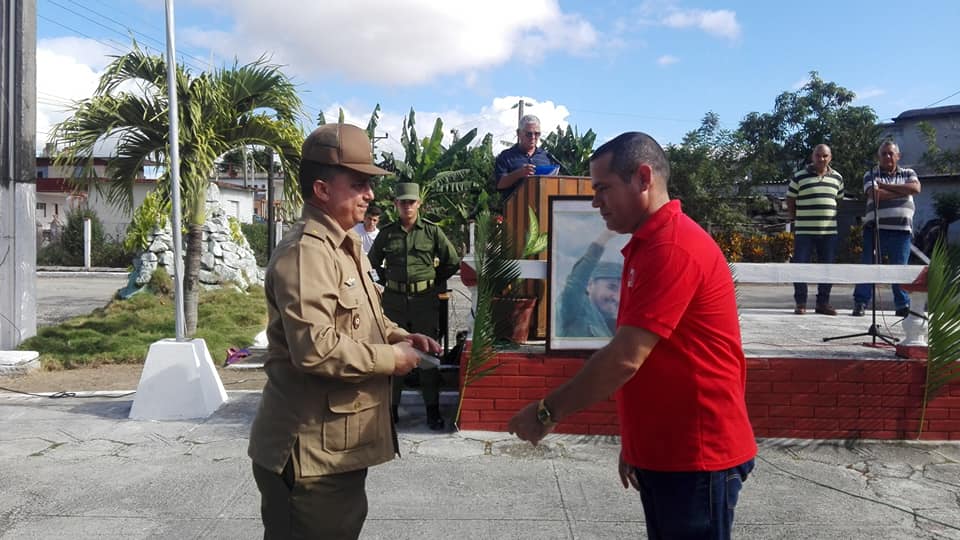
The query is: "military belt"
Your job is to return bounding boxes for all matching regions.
[385,279,435,294]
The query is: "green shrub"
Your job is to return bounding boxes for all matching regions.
[124,190,171,252]
[147,266,174,296]
[241,221,269,266]
[95,240,136,268]
[61,208,105,264]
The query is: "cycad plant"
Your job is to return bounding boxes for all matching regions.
[454,204,520,425]
[919,238,960,436]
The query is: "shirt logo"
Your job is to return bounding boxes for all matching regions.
[627,268,636,288]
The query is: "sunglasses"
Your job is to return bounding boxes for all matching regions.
[523,131,541,138]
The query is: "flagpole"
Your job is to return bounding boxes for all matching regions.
[163,0,186,340]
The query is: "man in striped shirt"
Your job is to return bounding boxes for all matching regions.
[787,144,844,315]
[852,141,921,317]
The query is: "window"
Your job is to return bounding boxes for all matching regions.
[36,202,47,217]
[228,200,240,218]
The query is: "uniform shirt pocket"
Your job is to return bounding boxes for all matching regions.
[336,287,362,339]
[322,387,382,453]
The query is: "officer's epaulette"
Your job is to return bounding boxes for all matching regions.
[420,217,439,226]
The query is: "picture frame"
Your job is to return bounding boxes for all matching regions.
[547,196,629,352]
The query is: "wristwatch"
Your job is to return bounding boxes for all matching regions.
[536,398,557,428]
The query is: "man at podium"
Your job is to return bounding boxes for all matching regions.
[493,114,560,200]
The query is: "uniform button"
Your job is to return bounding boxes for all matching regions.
[353,315,361,329]
[354,402,361,410]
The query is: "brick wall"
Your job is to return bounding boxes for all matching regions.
[457,348,960,440]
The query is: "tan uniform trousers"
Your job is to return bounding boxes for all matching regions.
[252,442,369,540]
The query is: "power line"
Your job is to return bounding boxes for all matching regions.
[37,14,129,55]
[925,88,960,108]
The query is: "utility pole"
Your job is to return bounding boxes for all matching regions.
[371,132,388,157]
[266,149,276,260]
[0,0,38,349]
[511,99,533,143]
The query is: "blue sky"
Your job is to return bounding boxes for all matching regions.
[35,0,960,159]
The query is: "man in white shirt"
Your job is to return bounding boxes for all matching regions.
[353,205,382,254]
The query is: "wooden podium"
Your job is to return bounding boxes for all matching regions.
[503,175,594,339]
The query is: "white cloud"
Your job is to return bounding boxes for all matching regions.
[657,54,679,66]
[325,97,572,159]
[181,0,597,85]
[661,9,741,41]
[854,87,886,101]
[35,38,115,152]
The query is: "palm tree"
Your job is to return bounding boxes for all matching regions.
[52,45,303,335]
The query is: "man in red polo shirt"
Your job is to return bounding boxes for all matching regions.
[509,131,756,539]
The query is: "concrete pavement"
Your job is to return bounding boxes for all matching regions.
[1,388,959,539]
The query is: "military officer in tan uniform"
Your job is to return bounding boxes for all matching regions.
[248,123,440,540]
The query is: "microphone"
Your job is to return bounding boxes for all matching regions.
[543,150,571,175]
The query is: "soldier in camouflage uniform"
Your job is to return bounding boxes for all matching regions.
[368,183,461,430]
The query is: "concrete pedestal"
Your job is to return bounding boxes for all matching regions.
[0,350,39,376]
[129,338,228,420]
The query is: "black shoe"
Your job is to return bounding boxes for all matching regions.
[426,405,444,431]
[852,304,866,317]
[895,307,910,318]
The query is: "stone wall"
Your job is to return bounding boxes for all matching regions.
[129,184,263,290]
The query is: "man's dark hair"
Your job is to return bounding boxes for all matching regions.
[366,205,382,217]
[298,160,344,200]
[590,132,670,184]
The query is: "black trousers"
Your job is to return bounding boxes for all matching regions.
[252,447,369,540]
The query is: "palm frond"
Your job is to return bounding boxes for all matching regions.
[455,209,521,424]
[522,206,548,258]
[920,238,960,436]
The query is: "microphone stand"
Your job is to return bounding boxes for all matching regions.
[823,179,897,346]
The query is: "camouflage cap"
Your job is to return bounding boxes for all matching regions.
[395,182,421,201]
[590,261,623,282]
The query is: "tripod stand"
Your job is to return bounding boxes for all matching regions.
[823,181,897,346]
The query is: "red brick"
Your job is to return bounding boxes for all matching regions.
[863,383,909,395]
[468,387,520,400]
[467,375,503,387]
[769,405,814,417]
[457,410,479,423]
[500,375,546,388]
[562,362,586,376]
[836,364,866,382]
[950,432,960,440]
[857,369,886,383]
[791,394,837,406]
[746,393,792,405]
[479,410,515,422]
[518,387,545,400]
[565,412,619,425]
[790,361,840,382]
[544,376,571,388]
[795,418,839,431]
[882,363,926,384]
[468,422,506,431]
[838,418,885,431]
[494,361,520,376]
[837,394,883,407]
[494,399,529,411]
[908,384,926,396]
[815,407,859,419]
[818,382,864,394]
[750,417,794,429]
[772,382,820,394]
[460,398,493,410]
[949,409,960,419]
[747,404,768,419]
[747,369,792,382]
[860,406,903,419]
[904,408,950,419]
[746,358,770,369]
[758,427,804,438]
[883,419,927,432]
[746,381,771,393]
[928,420,960,432]
[882,395,923,408]
[518,362,567,376]
[917,431,950,441]
[858,431,899,439]
[928,396,960,408]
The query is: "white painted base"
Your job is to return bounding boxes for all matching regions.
[252,329,268,350]
[129,338,228,420]
[0,350,40,376]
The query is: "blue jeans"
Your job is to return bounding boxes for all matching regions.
[633,459,754,540]
[853,227,912,310]
[792,234,838,305]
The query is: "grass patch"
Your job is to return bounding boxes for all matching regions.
[19,286,267,369]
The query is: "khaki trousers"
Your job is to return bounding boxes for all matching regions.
[252,446,368,540]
